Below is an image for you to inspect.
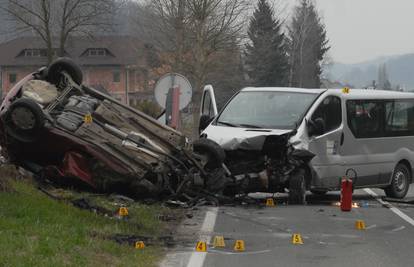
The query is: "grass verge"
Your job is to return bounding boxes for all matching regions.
[0,180,167,267]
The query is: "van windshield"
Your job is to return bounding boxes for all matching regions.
[216,91,319,129]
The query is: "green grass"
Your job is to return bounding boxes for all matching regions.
[0,181,166,267]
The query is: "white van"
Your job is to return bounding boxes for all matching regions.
[199,86,414,203]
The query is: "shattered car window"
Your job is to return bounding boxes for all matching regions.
[217,91,319,129]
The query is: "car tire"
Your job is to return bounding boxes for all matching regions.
[384,163,410,199]
[47,57,83,85]
[289,169,307,205]
[192,138,225,170]
[4,98,45,142]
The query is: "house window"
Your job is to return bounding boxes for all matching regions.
[113,71,121,83]
[9,73,17,84]
[88,48,107,57]
[24,49,41,57]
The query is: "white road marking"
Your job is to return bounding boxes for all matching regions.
[186,207,219,267]
[365,224,377,230]
[364,188,414,227]
[209,249,272,256]
[391,226,406,232]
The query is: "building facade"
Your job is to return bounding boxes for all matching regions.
[0,36,155,104]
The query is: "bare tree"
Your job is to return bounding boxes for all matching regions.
[145,0,250,132]
[3,0,54,62]
[2,0,122,63]
[57,0,118,56]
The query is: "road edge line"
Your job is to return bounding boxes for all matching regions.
[364,188,414,226]
[186,207,219,267]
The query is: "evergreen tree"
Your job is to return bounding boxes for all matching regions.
[288,0,329,88]
[245,0,289,86]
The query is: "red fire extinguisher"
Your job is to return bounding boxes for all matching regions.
[340,177,353,211]
[340,169,357,212]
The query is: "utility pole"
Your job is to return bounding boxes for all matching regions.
[176,0,185,72]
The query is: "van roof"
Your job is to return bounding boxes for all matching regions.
[241,87,414,100]
[241,87,326,94]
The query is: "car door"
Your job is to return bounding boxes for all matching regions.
[199,85,218,133]
[307,95,345,189]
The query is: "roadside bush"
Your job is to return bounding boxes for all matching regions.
[130,100,162,119]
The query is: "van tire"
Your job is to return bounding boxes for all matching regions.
[289,169,307,205]
[193,138,225,170]
[311,189,328,196]
[385,164,410,199]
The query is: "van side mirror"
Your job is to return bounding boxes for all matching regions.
[308,118,326,137]
[199,114,214,133]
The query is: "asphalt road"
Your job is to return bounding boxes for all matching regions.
[161,186,414,267]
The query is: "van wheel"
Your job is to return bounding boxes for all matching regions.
[311,189,328,196]
[289,169,307,205]
[385,164,410,199]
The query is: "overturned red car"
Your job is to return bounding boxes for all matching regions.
[0,58,230,200]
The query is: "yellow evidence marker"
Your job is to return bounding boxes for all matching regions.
[135,241,145,249]
[233,240,245,252]
[118,207,129,217]
[342,87,350,94]
[213,236,226,248]
[266,198,276,207]
[84,114,93,124]
[195,241,207,252]
[292,234,304,245]
[355,220,366,230]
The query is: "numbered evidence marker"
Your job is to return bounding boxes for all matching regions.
[233,240,245,252]
[84,114,93,124]
[292,234,304,245]
[266,198,276,207]
[195,241,207,252]
[135,241,145,249]
[213,236,226,248]
[118,207,129,217]
[355,220,366,230]
[342,87,350,94]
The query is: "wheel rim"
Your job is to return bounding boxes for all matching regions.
[11,106,36,130]
[394,170,407,192]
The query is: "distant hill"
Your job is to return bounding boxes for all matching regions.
[325,54,414,90]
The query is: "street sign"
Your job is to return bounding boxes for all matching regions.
[154,73,192,110]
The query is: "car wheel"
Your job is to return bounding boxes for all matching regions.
[289,169,307,205]
[311,189,328,196]
[4,98,45,142]
[47,57,83,85]
[192,138,225,170]
[384,163,410,199]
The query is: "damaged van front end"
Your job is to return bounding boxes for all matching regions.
[202,126,315,204]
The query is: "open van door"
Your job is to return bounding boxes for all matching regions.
[199,85,218,133]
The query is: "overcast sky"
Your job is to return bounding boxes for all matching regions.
[283,0,414,64]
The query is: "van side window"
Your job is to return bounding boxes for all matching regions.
[347,100,384,138]
[311,96,342,135]
[385,100,414,136]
